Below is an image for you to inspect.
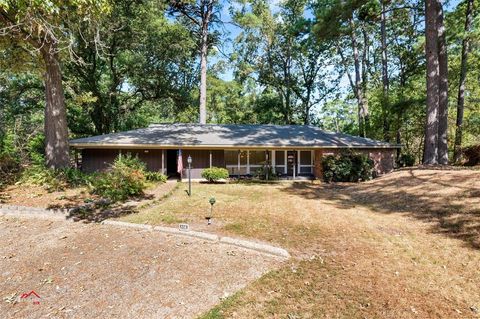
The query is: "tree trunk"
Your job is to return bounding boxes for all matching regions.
[41,43,70,169]
[423,0,440,164]
[199,26,208,124]
[350,19,366,137]
[436,0,449,164]
[361,27,370,137]
[454,0,474,163]
[303,86,312,125]
[199,2,213,125]
[381,0,390,142]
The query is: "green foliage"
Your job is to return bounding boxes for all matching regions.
[254,164,278,180]
[145,171,167,183]
[0,154,20,187]
[19,165,90,192]
[90,154,147,201]
[462,144,480,166]
[0,0,479,168]
[397,153,416,167]
[201,167,229,182]
[322,152,374,183]
[233,0,336,124]
[65,0,197,135]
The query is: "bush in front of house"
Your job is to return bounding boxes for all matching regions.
[254,164,278,180]
[90,154,147,201]
[397,153,416,167]
[322,152,374,183]
[462,144,480,166]
[145,171,167,182]
[201,167,229,182]
[19,165,90,192]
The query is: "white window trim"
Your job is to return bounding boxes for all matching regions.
[298,150,314,174]
[226,150,314,176]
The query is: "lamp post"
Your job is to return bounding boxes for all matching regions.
[207,197,216,225]
[187,155,192,196]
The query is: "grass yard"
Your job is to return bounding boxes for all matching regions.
[122,168,480,318]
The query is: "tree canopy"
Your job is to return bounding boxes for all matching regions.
[0,0,479,166]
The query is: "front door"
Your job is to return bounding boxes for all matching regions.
[286,151,296,177]
[166,150,178,177]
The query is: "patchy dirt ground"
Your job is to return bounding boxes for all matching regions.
[0,185,91,209]
[0,217,282,319]
[125,168,480,318]
[0,181,177,210]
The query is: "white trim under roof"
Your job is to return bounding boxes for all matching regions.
[70,143,401,150]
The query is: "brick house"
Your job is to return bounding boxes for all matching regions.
[70,123,400,180]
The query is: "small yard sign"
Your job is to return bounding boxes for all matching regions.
[179,223,189,231]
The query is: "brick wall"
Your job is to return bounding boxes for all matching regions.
[313,148,396,180]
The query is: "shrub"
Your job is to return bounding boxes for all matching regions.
[145,171,167,183]
[26,134,46,165]
[397,153,416,167]
[90,154,147,201]
[19,165,90,191]
[201,167,229,182]
[462,144,480,166]
[0,155,20,187]
[57,167,91,187]
[254,164,278,180]
[20,165,63,191]
[322,152,374,183]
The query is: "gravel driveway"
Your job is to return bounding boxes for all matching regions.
[0,216,282,318]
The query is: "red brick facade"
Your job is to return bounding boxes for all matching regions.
[81,147,397,180]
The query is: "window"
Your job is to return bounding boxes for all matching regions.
[224,151,238,166]
[298,150,313,174]
[275,151,285,165]
[300,166,312,173]
[249,151,267,166]
[224,150,247,175]
[239,150,247,165]
[300,151,312,165]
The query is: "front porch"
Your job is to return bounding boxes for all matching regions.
[175,149,315,180]
[78,148,318,180]
[223,150,314,179]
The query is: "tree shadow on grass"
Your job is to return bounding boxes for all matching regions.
[281,169,480,250]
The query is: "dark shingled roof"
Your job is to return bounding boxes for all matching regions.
[70,124,400,149]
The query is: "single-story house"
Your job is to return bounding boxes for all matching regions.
[69,123,401,179]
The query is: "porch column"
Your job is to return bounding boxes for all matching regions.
[311,150,314,174]
[237,150,241,177]
[246,150,250,175]
[209,151,212,168]
[297,150,301,176]
[284,151,287,174]
[161,150,165,174]
[272,150,276,168]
